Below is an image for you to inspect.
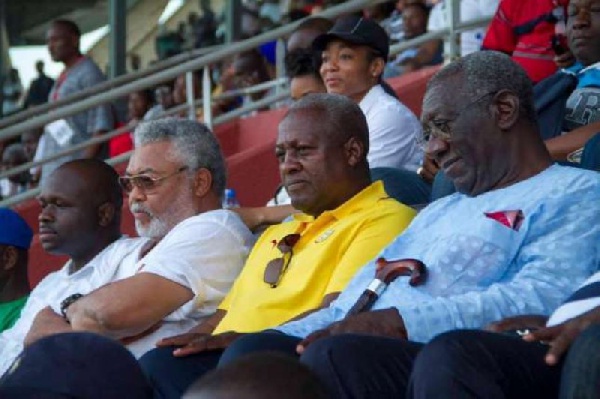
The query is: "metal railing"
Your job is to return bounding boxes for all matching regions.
[0,0,492,208]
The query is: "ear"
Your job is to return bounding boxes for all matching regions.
[369,57,385,81]
[2,246,18,271]
[193,168,213,198]
[492,90,520,131]
[344,137,365,167]
[98,202,116,227]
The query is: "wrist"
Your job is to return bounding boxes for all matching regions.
[60,293,84,322]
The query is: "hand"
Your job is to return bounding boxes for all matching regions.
[554,50,576,69]
[296,308,406,354]
[419,155,439,184]
[523,307,600,365]
[24,307,70,346]
[158,331,242,357]
[485,315,548,333]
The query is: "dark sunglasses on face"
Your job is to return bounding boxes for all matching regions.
[264,233,301,288]
[119,166,188,194]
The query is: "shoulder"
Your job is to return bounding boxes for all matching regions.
[73,58,107,84]
[165,210,253,244]
[362,87,420,126]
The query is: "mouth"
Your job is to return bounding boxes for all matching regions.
[325,77,342,86]
[570,36,591,46]
[285,180,309,191]
[38,226,58,244]
[440,157,461,175]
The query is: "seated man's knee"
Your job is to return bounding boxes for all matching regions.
[300,334,360,370]
[139,346,177,378]
[219,331,298,366]
[414,330,480,375]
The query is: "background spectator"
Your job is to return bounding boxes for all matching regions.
[429,0,499,59]
[385,2,443,77]
[35,19,113,184]
[2,68,23,116]
[23,61,54,108]
[0,209,32,332]
[482,0,571,83]
[0,143,30,199]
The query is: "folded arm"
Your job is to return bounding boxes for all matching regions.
[66,273,193,340]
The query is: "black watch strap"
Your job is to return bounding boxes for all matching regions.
[60,293,84,320]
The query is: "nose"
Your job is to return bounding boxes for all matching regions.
[39,205,55,225]
[279,151,302,177]
[128,184,146,207]
[571,7,591,29]
[320,58,337,75]
[424,136,449,163]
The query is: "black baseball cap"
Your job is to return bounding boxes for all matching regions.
[313,16,390,61]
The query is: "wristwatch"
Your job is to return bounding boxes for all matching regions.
[60,293,84,320]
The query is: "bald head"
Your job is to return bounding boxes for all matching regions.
[52,159,123,225]
[282,93,369,154]
[185,353,329,399]
[38,160,122,267]
[426,51,537,124]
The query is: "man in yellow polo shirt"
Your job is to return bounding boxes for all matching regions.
[139,93,416,397]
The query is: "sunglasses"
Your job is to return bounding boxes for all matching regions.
[264,233,301,288]
[119,166,188,194]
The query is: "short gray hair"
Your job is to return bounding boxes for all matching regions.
[428,51,537,122]
[283,93,370,154]
[134,118,226,196]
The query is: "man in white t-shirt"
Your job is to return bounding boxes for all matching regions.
[0,119,253,375]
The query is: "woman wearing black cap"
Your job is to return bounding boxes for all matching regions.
[314,15,423,172]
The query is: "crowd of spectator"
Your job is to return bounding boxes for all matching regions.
[1,0,600,398]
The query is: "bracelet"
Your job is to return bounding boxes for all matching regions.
[60,293,84,320]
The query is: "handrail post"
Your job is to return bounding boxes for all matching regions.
[447,0,460,60]
[185,71,196,121]
[202,66,212,129]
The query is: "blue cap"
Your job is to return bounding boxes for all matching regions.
[0,209,33,250]
[0,332,151,399]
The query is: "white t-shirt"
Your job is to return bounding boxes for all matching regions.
[359,85,423,171]
[0,237,146,375]
[428,0,500,57]
[118,209,254,356]
[0,210,254,373]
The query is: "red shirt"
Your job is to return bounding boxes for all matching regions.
[483,0,570,83]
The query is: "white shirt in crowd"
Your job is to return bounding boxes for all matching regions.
[428,0,500,58]
[359,84,423,172]
[0,209,254,374]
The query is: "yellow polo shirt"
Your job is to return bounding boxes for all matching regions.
[213,181,416,334]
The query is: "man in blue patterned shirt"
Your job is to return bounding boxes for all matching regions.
[213,51,600,399]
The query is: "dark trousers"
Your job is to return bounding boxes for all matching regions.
[223,332,424,399]
[138,331,300,399]
[139,346,223,399]
[408,329,563,399]
[560,323,600,399]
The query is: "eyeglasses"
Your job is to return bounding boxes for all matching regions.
[263,233,301,288]
[119,166,188,194]
[419,91,498,147]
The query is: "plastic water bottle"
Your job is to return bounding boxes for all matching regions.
[222,188,240,209]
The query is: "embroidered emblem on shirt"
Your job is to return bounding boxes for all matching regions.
[315,229,334,243]
[484,210,525,231]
